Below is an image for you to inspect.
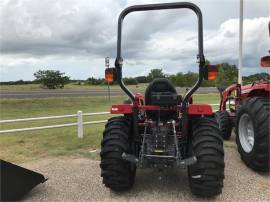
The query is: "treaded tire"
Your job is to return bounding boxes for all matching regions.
[100,116,136,191]
[188,117,225,197]
[215,110,233,140]
[236,97,269,172]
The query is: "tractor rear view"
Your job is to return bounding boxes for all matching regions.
[216,49,270,172]
[100,2,224,197]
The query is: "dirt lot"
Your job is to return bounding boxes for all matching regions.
[21,138,270,202]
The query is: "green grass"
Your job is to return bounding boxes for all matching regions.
[0,126,102,163]
[0,94,219,163]
[0,83,148,91]
[0,96,125,119]
[0,96,125,163]
[193,93,219,104]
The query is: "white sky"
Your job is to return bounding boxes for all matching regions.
[0,0,269,81]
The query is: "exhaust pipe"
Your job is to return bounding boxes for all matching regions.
[0,159,47,201]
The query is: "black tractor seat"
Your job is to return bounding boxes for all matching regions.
[144,78,182,120]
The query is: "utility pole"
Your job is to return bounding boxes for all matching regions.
[105,57,111,101]
[238,0,243,85]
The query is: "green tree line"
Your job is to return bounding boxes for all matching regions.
[1,63,269,89]
[87,63,269,87]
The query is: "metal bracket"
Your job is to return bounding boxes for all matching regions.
[122,152,139,164]
[138,123,148,167]
[178,156,197,168]
[171,120,181,165]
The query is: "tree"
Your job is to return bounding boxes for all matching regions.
[202,79,216,87]
[216,63,238,87]
[135,76,148,83]
[170,72,185,86]
[34,70,70,89]
[147,69,165,82]
[170,72,201,87]
[183,71,198,87]
[123,77,138,85]
[86,77,105,85]
[243,73,270,84]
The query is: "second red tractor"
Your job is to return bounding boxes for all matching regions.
[216,53,270,172]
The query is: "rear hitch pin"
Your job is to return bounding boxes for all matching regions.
[122,152,139,164]
[172,120,180,165]
[139,123,148,167]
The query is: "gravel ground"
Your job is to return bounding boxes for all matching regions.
[21,138,270,202]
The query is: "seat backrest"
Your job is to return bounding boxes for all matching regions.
[145,78,177,105]
[145,78,179,121]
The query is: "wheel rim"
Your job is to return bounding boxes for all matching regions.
[239,113,255,153]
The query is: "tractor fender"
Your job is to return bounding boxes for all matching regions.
[241,83,270,98]
[188,104,213,115]
[111,104,133,114]
[111,103,214,115]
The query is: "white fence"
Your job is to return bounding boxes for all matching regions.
[0,111,110,138]
[0,104,220,138]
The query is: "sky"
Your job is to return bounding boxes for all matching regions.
[0,0,269,81]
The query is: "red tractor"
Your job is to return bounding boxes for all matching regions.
[100,2,224,197]
[215,53,270,172]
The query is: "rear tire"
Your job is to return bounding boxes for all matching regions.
[215,111,232,140]
[236,97,269,172]
[100,116,136,191]
[188,117,224,197]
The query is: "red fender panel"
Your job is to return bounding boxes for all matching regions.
[111,104,133,114]
[188,104,213,115]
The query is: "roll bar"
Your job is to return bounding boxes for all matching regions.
[114,2,206,103]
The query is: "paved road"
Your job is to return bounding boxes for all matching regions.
[0,87,218,99]
[0,89,125,99]
[22,138,269,202]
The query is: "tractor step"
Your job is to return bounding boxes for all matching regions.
[122,152,139,164]
[178,156,197,166]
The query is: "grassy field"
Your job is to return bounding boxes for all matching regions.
[0,94,219,163]
[0,83,148,91]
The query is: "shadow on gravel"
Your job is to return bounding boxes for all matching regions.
[112,168,218,201]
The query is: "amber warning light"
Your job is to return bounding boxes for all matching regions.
[207,65,218,81]
[261,56,270,68]
[105,68,117,83]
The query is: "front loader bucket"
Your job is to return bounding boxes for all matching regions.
[0,159,47,201]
